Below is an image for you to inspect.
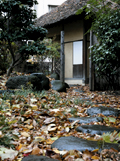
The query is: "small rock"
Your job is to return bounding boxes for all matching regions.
[51,80,69,92]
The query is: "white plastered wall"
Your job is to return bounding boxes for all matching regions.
[34,0,65,18]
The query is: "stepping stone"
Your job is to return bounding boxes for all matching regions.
[68,116,103,124]
[22,155,59,161]
[76,125,120,135]
[79,97,90,101]
[51,80,69,92]
[87,106,120,117]
[74,89,84,93]
[51,136,120,152]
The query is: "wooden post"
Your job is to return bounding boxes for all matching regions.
[60,31,65,82]
[89,31,94,90]
[83,19,87,84]
[89,30,98,91]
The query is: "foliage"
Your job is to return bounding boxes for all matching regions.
[0,0,47,76]
[76,0,120,90]
[43,38,60,59]
[0,40,9,75]
[0,40,18,75]
[101,131,120,144]
[35,38,60,64]
[0,108,12,147]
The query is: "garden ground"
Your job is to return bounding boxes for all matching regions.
[0,72,120,161]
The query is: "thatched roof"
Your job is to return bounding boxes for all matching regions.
[35,0,120,27]
[35,0,87,27]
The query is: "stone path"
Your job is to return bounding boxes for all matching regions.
[51,136,119,152]
[51,98,120,152]
[22,91,120,161]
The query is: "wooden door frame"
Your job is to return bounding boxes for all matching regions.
[83,19,88,84]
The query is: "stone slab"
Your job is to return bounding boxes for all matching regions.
[22,155,59,161]
[51,136,120,152]
[87,106,120,117]
[68,116,103,124]
[76,125,120,135]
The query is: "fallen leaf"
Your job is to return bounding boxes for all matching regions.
[92,149,99,153]
[31,144,41,155]
[23,152,31,156]
[8,119,18,124]
[33,136,45,144]
[82,149,93,161]
[21,132,30,137]
[12,104,21,109]
[65,127,70,132]
[30,98,37,103]
[16,144,22,151]
[91,155,100,160]
[71,120,79,128]
[30,104,38,110]
[0,147,18,160]
[5,112,12,116]
[33,119,37,126]
[25,124,33,129]
[44,117,55,124]
[0,131,2,137]
[51,136,59,141]
[46,138,54,144]
[48,124,57,132]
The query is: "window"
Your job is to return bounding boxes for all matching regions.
[73,41,83,78]
[48,5,58,12]
[73,41,83,64]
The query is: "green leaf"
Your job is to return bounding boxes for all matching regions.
[108,117,116,123]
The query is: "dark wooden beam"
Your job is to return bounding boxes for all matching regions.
[60,31,65,82]
[89,31,98,91]
[83,19,87,84]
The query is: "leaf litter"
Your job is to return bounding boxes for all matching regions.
[0,73,120,161]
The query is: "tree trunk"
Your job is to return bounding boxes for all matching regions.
[7,65,13,76]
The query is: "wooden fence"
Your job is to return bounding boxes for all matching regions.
[94,67,120,91]
[15,57,61,77]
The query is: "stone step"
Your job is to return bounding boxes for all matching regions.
[76,125,120,135]
[51,136,120,152]
[22,155,59,161]
[68,116,103,124]
[87,106,120,117]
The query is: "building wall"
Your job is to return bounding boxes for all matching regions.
[34,0,65,18]
[64,20,83,42]
[64,19,83,79]
[65,43,73,78]
[47,25,63,39]
[45,18,89,85]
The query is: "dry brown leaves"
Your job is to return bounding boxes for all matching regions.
[0,73,120,161]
